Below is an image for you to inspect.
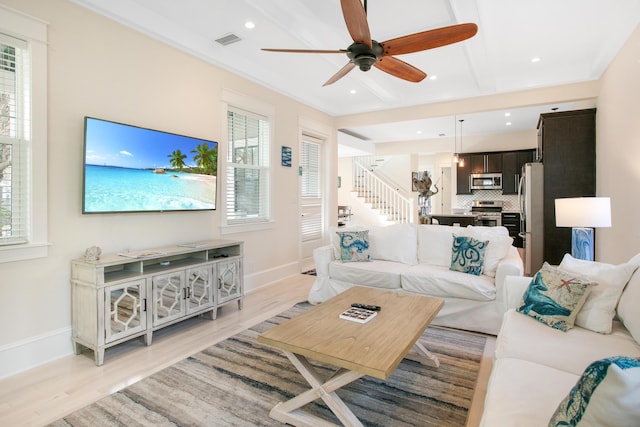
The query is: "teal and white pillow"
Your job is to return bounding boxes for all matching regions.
[516,263,595,332]
[336,230,371,262]
[550,356,640,426]
[449,234,488,276]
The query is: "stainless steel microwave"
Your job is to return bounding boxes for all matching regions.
[470,173,502,190]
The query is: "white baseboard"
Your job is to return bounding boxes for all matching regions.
[0,326,73,380]
[0,262,305,380]
[243,261,301,293]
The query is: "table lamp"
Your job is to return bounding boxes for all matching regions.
[555,197,611,261]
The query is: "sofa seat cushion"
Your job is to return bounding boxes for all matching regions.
[495,310,640,376]
[480,358,578,427]
[329,260,404,289]
[401,264,496,301]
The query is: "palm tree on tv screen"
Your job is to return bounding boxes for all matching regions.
[168,149,187,170]
[191,143,217,175]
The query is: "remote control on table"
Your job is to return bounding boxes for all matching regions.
[351,303,381,311]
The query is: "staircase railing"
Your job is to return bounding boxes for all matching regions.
[352,158,414,224]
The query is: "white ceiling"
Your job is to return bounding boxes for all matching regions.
[73,0,639,152]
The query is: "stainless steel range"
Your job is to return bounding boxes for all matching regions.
[471,200,503,227]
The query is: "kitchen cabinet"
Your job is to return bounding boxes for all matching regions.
[71,239,243,366]
[456,154,473,194]
[470,153,502,174]
[501,212,522,247]
[539,109,596,264]
[501,149,536,195]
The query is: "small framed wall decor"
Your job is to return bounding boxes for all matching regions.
[281,146,292,167]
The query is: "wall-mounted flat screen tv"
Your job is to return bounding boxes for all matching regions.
[83,117,218,214]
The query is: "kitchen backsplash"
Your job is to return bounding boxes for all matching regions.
[455,192,519,212]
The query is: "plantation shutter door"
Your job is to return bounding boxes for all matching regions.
[226,107,270,223]
[0,33,29,245]
[300,136,322,247]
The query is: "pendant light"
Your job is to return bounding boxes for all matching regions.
[458,119,465,167]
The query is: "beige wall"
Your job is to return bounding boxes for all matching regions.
[595,25,640,263]
[0,0,335,377]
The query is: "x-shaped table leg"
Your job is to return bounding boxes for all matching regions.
[269,351,365,427]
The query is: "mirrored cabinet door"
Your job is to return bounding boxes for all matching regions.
[186,265,214,314]
[217,259,242,305]
[152,271,185,326]
[104,279,147,343]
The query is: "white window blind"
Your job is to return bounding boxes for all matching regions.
[0,33,29,246]
[300,136,322,242]
[301,138,320,199]
[225,107,270,223]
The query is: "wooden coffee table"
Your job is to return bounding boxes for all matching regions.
[258,286,444,427]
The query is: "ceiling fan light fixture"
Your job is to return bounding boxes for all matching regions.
[354,54,377,71]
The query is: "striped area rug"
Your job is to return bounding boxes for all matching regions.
[51,302,487,427]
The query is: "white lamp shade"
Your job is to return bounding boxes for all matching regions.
[555,197,612,228]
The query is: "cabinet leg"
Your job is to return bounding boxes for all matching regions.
[211,307,218,320]
[237,298,243,310]
[144,331,153,346]
[95,348,105,366]
[72,340,82,355]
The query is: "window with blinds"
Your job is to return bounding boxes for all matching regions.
[0,33,29,246]
[225,107,270,223]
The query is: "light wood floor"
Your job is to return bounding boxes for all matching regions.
[0,274,493,427]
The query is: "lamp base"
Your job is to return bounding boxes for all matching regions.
[571,227,594,261]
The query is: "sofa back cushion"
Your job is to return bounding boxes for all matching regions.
[560,254,637,334]
[417,224,513,277]
[368,223,418,264]
[617,253,640,343]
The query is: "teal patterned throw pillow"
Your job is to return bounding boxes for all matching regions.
[336,230,371,262]
[549,356,640,426]
[517,263,595,332]
[449,234,488,276]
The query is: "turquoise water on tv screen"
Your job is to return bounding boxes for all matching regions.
[84,165,216,213]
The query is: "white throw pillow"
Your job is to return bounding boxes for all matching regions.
[559,254,636,334]
[368,223,418,264]
[617,253,640,343]
[549,356,640,427]
[417,224,456,267]
[460,227,513,277]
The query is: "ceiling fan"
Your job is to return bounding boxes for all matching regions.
[262,0,478,86]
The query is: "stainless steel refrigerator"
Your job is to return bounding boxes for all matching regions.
[518,162,544,276]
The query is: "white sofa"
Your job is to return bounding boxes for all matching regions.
[308,223,524,335]
[481,253,640,426]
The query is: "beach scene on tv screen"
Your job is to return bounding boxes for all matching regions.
[83,118,217,213]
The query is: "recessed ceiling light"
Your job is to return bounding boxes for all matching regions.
[505,112,511,117]
[531,57,541,63]
[349,89,357,94]
[429,75,437,80]
[244,21,255,29]
[506,122,512,126]
[416,130,422,135]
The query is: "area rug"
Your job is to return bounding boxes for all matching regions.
[51,302,487,427]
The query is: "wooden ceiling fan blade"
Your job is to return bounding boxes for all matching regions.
[323,62,356,86]
[261,48,346,54]
[381,23,478,56]
[374,56,426,83]
[340,0,372,48]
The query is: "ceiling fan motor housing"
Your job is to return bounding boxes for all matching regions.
[347,41,383,71]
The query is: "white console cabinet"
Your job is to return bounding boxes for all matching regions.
[71,240,243,366]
